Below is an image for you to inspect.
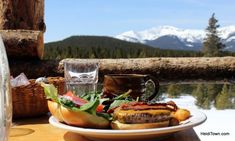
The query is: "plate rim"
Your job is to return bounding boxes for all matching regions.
[49,108,207,135]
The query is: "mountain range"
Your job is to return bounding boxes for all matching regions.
[44,36,203,60]
[115,25,235,51]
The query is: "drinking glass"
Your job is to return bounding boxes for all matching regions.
[0,35,12,141]
[64,60,99,96]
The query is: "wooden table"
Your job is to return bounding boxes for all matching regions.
[9,116,200,141]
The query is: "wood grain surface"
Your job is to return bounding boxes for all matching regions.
[9,116,201,141]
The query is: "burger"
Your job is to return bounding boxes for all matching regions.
[111,101,179,130]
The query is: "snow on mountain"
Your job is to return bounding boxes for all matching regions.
[115,25,235,51]
[227,36,235,42]
[116,25,205,43]
[219,25,235,39]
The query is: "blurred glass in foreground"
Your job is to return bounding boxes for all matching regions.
[0,35,12,141]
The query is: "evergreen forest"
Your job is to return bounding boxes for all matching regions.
[159,83,235,110]
[43,36,235,60]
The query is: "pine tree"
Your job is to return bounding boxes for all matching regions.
[202,13,225,56]
[167,84,181,98]
[215,84,231,109]
[193,84,212,109]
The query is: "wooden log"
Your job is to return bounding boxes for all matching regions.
[59,57,235,82]
[9,57,235,82]
[9,59,60,79]
[0,30,44,58]
[0,0,45,32]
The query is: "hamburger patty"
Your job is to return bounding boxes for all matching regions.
[113,109,171,124]
[120,101,177,111]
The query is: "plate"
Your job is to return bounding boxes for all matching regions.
[49,109,206,141]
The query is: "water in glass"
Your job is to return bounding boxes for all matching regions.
[64,60,98,95]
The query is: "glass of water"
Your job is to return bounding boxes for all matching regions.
[64,60,99,96]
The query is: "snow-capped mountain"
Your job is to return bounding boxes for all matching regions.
[115,25,235,51]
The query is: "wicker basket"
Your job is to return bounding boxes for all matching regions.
[12,77,65,119]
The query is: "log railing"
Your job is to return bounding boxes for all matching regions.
[9,57,235,82]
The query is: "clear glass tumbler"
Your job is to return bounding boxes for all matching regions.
[64,60,99,96]
[0,35,12,141]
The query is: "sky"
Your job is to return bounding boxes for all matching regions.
[45,0,235,43]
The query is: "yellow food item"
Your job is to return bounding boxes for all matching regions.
[171,108,190,121]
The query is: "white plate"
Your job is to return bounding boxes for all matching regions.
[49,109,206,141]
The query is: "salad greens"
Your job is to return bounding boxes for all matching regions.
[41,83,100,116]
[79,99,99,115]
[109,89,134,109]
[113,89,133,100]
[59,97,77,110]
[81,91,109,106]
[41,83,59,103]
[41,83,136,120]
[109,100,129,110]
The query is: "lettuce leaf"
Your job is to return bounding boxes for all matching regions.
[109,100,129,110]
[41,83,59,103]
[80,98,99,115]
[59,96,79,110]
[113,89,133,100]
[108,89,134,110]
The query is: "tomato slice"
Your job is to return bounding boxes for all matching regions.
[96,104,104,113]
[64,91,104,112]
[64,91,87,106]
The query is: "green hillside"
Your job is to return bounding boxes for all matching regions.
[43,36,202,60]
